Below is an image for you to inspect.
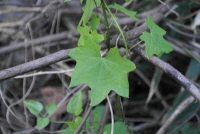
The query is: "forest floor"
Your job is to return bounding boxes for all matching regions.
[0,0,200,134]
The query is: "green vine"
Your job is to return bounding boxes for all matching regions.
[24,0,174,133]
[101,0,111,49]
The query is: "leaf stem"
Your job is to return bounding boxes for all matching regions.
[104,4,129,59]
[49,120,67,123]
[101,0,111,49]
[117,95,132,134]
[128,40,143,51]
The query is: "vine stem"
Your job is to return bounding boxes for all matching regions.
[107,96,114,134]
[129,40,143,51]
[103,2,131,133]
[104,3,129,59]
[0,86,20,121]
[101,0,110,49]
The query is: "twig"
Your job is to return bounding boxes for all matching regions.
[0,32,73,55]
[74,106,93,134]
[156,96,195,134]
[133,121,159,131]
[6,77,36,130]
[157,0,179,17]
[168,20,192,31]
[98,92,116,134]
[0,87,19,121]
[0,7,42,15]
[14,69,74,78]
[177,9,200,21]
[164,4,178,17]
[166,22,200,39]
[0,6,167,55]
[168,111,197,134]
[132,47,200,103]
[0,49,71,81]
[99,103,110,134]
[134,69,151,86]
[107,96,114,134]
[166,36,200,62]
[0,21,24,27]
[34,47,73,77]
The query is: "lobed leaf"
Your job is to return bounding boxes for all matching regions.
[88,15,101,31]
[69,47,135,106]
[77,25,104,48]
[140,15,173,58]
[79,0,101,25]
[69,26,135,106]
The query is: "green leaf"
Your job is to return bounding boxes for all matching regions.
[36,117,50,130]
[103,121,128,134]
[125,0,130,2]
[69,26,135,106]
[140,15,173,58]
[108,3,138,21]
[77,25,104,47]
[23,101,43,115]
[67,91,83,116]
[59,128,84,134]
[59,128,74,134]
[88,15,101,31]
[45,103,57,115]
[67,116,83,131]
[79,0,101,25]
[86,106,104,132]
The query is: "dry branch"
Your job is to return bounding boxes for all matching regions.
[0,49,71,81]
[132,47,200,103]
[156,96,195,134]
[0,32,74,55]
[0,4,168,55]
[0,46,200,104]
[0,7,42,15]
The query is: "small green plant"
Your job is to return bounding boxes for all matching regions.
[23,101,56,130]
[23,91,83,131]
[67,0,173,106]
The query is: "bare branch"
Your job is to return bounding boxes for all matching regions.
[74,106,93,134]
[132,47,200,103]
[0,32,75,55]
[0,49,71,81]
[156,96,194,134]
